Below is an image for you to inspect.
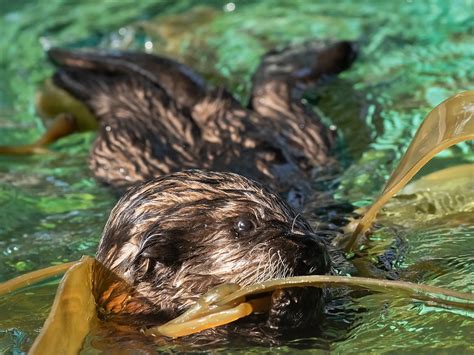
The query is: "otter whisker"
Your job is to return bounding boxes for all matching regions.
[291,213,301,234]
[275,250,292,279]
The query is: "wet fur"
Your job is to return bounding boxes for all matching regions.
[49,40,356,196]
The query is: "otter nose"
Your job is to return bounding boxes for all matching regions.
[289,234,331,276]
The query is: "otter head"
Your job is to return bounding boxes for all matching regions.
[95,170,331,331]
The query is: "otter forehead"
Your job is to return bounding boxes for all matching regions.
[109,169,297,225]
[97,170,313,270]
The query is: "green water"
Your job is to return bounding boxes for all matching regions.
[0,0,473,353]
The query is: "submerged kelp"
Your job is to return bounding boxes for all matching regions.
[0,0,473,353]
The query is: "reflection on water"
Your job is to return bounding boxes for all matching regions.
[0,0,472,353]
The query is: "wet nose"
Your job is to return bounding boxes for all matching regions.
[289,234,331,276]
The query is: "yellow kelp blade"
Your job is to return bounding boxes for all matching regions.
[29,256,97,355]
[36,79,98,132]
[150,302,254,338]
[345,91,474,252]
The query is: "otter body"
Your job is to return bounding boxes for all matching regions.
[48,40,356,200]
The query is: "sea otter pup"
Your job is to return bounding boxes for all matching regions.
[93,169,339,344]
[44,40,356,202]
[32,41,355,344]
[44,41,356,343]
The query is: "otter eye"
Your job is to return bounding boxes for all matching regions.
[235,217,255,234]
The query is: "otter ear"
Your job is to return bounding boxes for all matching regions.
[136,230,187,267]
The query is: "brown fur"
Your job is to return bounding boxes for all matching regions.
[48,40,356,198]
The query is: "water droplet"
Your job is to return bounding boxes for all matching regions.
[223,2,236,12]
[145,41,153,52]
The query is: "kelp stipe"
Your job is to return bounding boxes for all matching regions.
[0,261,76,296]
[149,274,474,338]
[0,80,97,155]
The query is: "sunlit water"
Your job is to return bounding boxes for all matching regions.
[0,0,473,353]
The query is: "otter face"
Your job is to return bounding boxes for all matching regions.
[95,170,331,330]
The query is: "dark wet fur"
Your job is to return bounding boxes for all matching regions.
[47,41,358,346]
[48,40,356,199]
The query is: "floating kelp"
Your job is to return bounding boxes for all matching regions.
[0,80,97,155]
[0,92,473,351]
[0,256,472,351]
[344,91,474,252]
[380,164,474,225]
[28,257,96,354]
[0,259,94,353]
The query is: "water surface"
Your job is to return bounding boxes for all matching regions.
[0,0,473,353]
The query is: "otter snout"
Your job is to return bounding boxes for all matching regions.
[288,233,331,277]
